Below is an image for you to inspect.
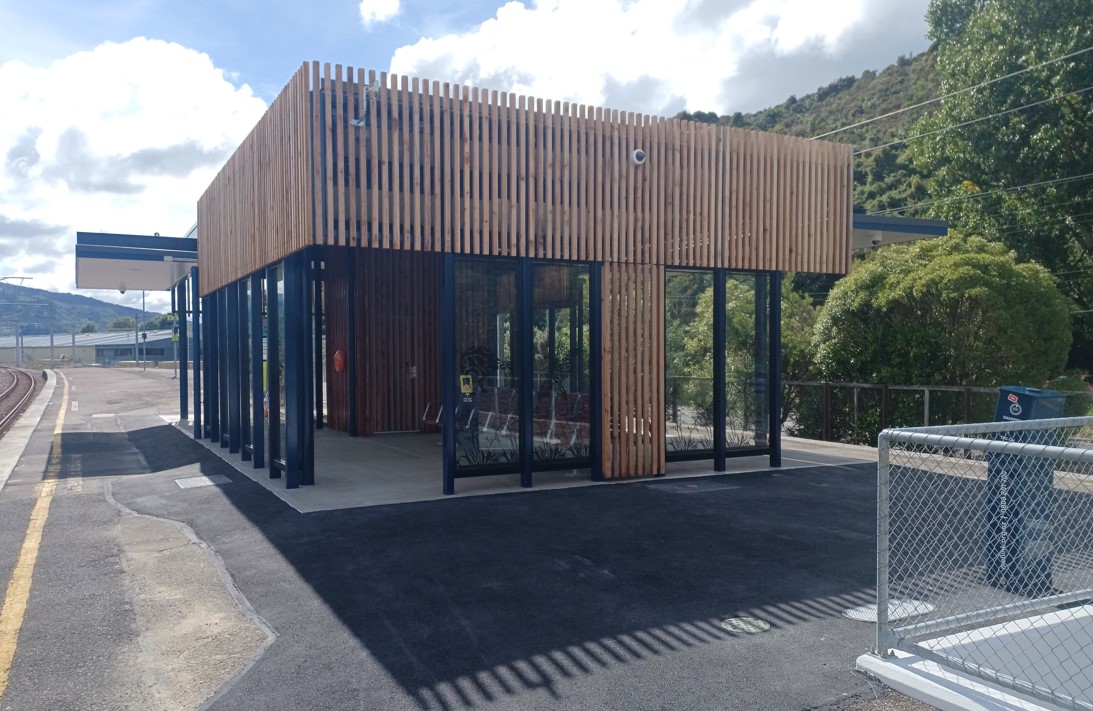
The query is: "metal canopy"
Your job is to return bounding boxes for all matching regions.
[851,214,948,250]
[75,232,197,292]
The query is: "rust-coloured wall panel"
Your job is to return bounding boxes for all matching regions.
[323,248,441,436]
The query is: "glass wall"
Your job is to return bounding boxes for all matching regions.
[725,273,770,450]
[532,264,591,464]
[664,270,715,454]
[664,269,774,462]
[453,259,521,471]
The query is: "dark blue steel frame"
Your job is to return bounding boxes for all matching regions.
[204,293,220,443]
[176,278,188,424]
[238,280,252,461]
[267,264,283,478]
[312,256,324,430]
[442,255,601,493]
[191,267,201,440]
[218,289,230,448]
[226,283,242,454]
[250,272,265,469]
[346,247,358,436]
[441,254,456,495]
[663,268,781,467]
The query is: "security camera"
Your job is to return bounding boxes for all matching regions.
[119,287,127,294]
[631,148,646,165]
[870,236,882,247]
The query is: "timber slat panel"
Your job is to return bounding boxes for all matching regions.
[199,62,854,293]
[323,248,442,436]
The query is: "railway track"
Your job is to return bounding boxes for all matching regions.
[0,366,38,436]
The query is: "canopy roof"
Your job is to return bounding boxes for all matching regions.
[851,214,948,250]
[75,232,197,292]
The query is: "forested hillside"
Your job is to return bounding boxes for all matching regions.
[681,0,1092,370]
[680,45,941,214]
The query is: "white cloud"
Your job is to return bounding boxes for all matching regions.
[0,38,267,314]
[360,0,401,27]
[390,0,890,116]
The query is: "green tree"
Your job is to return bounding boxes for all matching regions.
[812,235,1071,388]
[143,313,176,330]
[909,0,1093,367]
[110,316,136,330]
[79,322,98,333]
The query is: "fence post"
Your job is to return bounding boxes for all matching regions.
[923,387,930,427]
[876,432,892,657]
[881,384,891,430]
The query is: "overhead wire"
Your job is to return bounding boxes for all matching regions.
[869,172,1093,216]
[854,84,1093,155]
[811,44,1093,140]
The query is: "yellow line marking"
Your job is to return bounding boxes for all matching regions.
[0,372,68,698]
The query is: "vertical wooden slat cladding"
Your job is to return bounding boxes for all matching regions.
[322,248,442,435]
[198,62,854,296]
[323,248,350,431]
[601,263,664,478]
[197,63,313,293]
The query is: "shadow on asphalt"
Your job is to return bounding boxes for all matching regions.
[122,423,880,710]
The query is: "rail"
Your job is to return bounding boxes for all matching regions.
[0,366,38,434]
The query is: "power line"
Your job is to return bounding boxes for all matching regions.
[855,85,1093,155]
[995,210,1093,237]
[812,44,1093,140]
[869,171,1093,216]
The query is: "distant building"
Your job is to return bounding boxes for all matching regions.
[0,329,178,366]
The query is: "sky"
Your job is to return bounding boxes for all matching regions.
[0,0,932,316]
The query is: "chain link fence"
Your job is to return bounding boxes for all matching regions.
[877,416,1093,710]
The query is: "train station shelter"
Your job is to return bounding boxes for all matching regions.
[76,61,941,496]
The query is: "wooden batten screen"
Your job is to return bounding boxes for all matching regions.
[198,65,312,294]
[601,264,665,478]
[305,61,852,271]
[323,248,441,436]
[198,61,853,293]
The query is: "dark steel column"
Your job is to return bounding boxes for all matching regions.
[238,280,251,461]
[267,266,282,479]
[346,247,358,436]
[441,254,456,495]
[206,293,220,443]
[284,254,302,489]
[713,269,727,472]
[177,279,188,423]
[769,271,783,467]
[589,263,603,481]
[302,250,315,485]
[218,289,229,448]
[250,272,265,468]
[518,259,533,488]
[191,268,201,440]
[226,283,241,454]
[313,255,324,430]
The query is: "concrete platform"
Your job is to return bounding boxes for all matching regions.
[178,423,875,513]
[857,605,1093,710]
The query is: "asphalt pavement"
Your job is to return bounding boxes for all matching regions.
[0,368,921,710]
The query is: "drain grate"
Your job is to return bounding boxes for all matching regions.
[648,480,740,494]
[719,616,771,634]
[175,474,232,490]
[842,598,935,622]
